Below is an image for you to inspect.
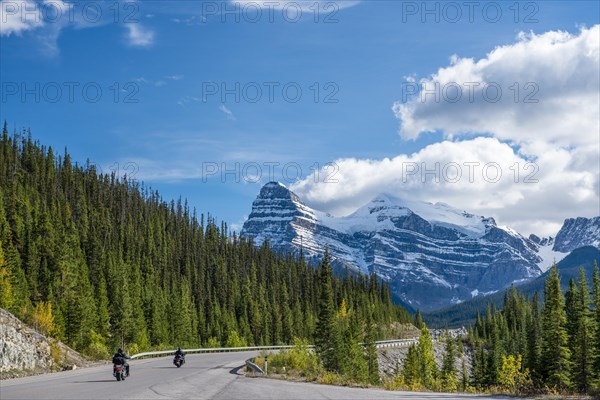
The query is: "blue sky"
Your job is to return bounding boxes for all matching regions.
[1,0,599,235]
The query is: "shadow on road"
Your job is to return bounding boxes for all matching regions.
[229,365,244,376]
[71,380,115,383]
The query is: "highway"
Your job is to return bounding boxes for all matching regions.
[1,351,511,400]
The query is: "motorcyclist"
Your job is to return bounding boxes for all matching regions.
[174,347,185,364]
[113,348,131,376]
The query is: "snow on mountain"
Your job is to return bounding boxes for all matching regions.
[241,182,598,311]
[526,217,600,272]
[553,217,600,253]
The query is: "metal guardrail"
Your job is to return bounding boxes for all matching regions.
[130,338,419,360]
[245,358,265,375]
[130,345,296,359]
[375,338,419,348]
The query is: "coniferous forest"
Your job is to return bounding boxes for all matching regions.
[0,125,411,358]
[464,264,600,395]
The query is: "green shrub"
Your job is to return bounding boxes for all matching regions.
[225,331,247,348]
[85,331,110,360]
[205,337,220,348]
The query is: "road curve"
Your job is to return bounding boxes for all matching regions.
[1,351,511,400]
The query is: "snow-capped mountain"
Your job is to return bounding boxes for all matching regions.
[527,217,600,272]
[241,182,598,311]
[553,217,600,252]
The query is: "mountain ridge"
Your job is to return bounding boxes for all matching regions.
[242,182,599,311]
[423,246,600,328]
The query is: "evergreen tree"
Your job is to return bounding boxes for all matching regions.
[414,309,423,329]
[314,250,338,371]
[571,268,593,393]
[441,335,458,391]
[592,262,600,388]
[540,264,571,390]
[526,292,542,383]
[402,344,420,387]
[461,358,469,392]
[417,324,438,389]
[364,305,379,385]
[565,278,577,348]
[472,342,487,388]
[486,320,502,386]
[342,310,368,382]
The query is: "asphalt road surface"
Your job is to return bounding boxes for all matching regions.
[1,351,512,400]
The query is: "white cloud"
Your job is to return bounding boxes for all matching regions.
[393,25,599,148]
[1,0,155,52]
[177,96,200,106]
[292,26,600,237]
[219,104,236,120]
[125,23,154,47]
[1,0,44,36]
[291,137,598,237]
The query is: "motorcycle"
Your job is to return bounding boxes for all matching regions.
[113,363,128,381]
[173,354,185,368]
[112,355,129,381]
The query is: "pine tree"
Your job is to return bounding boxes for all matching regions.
[441,334,458,391]
[472,341,487,388]
[461,358,469,391]
[364,305,379,385]
[314,250,338,371]
[571,268,593,393]
[418,324,438,389]
[540,264,571,390]
[402,344,420,387]
[486,320,502,386]
[526,292,541,383]
[414,309,423,329]
[342,309,368,382]
[592,262,600,389]
[565,278,577,349]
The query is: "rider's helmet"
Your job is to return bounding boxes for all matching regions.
[178,347,181,351]
[118,348,123,353]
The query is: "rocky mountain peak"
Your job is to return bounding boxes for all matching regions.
[258,181,293,199]
[553,216,600,252]
[241,182,598,311]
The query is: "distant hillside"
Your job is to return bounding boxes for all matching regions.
[424,246,600,328]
